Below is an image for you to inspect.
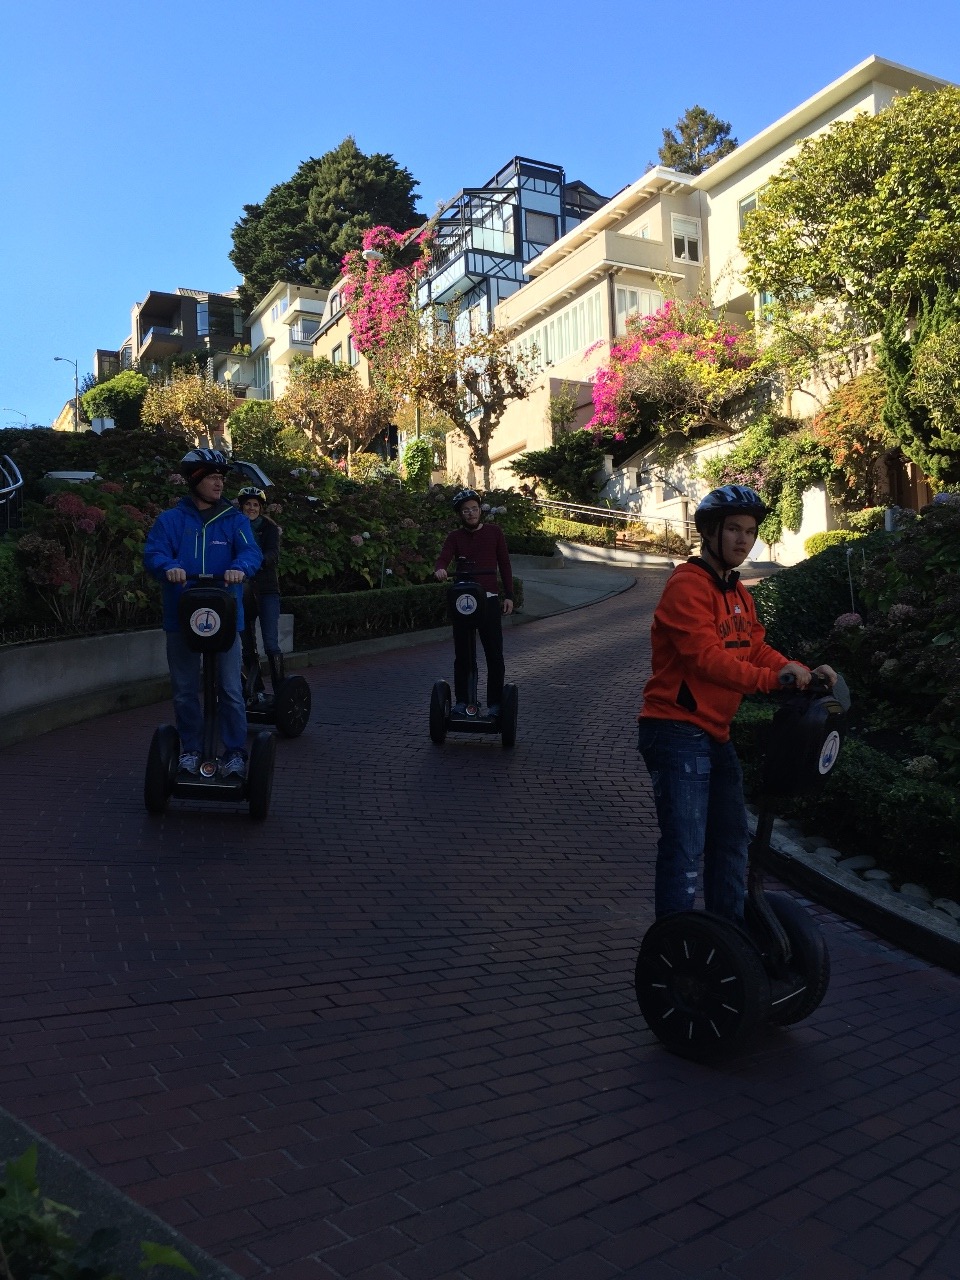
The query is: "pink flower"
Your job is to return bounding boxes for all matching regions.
[834,612,863,629]
[350,534,364,547]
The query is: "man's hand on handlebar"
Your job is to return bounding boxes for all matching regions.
[224,569,245,584]
[165,567,187,583]
[435,568,448,582]
[779,662,839,690]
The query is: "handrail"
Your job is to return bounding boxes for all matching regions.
[0,454,24,532]
[531,495,695,545]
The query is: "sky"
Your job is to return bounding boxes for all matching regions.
[2,0,959,429]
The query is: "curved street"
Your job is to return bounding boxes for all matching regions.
[2,569,960,1280]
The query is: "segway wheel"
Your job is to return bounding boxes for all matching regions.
[500,683,519,749]
[635,913,770,1061]
[144,724,179,814]
[429,680,450,745]
[763,892,831,1026]
[274,675,312,738]
[247,730,276,821]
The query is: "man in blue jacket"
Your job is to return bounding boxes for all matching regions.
[143,449,262,778]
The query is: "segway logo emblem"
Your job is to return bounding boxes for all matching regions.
[818,730,841,775]
[455,594,478,617]
[190,608,221,637]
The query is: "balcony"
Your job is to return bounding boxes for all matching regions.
[137,325,184,361]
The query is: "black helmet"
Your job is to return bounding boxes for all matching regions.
[181,448,230,488]
[694,485,768,535]
[237,486,267,506]
[452,487,481,513]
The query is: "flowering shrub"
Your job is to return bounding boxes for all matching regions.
[341,225,433,360]
[834,612,864,629]
[587,297,760,438]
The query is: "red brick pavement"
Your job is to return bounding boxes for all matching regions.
[3,568,960,1279]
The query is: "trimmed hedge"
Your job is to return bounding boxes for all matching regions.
[289,578,525,648]
[542,515,616,547]
[750,534,884,660]
[731,700,960,898]
[803,529,865,557]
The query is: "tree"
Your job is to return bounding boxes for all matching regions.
[141,373,237,448]
[658,105,737,175]
[342,226,535,488]
[740,87,960,333]
[230,138,420,312]
[81,370,149,431]
[879,284,960,485]
[510,430,607,504]
[811,368,898,508]
[275,357,391,472]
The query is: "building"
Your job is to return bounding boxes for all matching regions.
[211,282,328,402]
[95,287,246,382]
[460,56,951,560]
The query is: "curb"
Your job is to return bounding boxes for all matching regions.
[0,1108,240,1280]
[753,815,960,973]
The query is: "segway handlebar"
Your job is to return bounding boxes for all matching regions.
[778,669,851,711]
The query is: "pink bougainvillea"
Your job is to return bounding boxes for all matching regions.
[586,298,758,436]
[341,225,433,359]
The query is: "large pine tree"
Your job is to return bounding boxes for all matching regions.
[658,106,737,175]
[230,137,420,312]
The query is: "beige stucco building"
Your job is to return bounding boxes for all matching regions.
[212,281,329,402]
[444,55,951,560]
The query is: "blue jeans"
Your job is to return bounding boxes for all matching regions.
[636,718,749,922]
[244,591,281,655]
[165,631,248,754]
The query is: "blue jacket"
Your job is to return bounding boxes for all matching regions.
[143,497,263,632]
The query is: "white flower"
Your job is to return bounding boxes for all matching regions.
[362,531,371,540]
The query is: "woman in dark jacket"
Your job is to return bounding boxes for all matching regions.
[236,487,285,696]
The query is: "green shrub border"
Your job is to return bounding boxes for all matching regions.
[288,578,525,649]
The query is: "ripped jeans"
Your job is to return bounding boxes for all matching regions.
[636,718,749,922]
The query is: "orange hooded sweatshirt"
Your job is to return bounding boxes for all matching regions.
[639,558,792,742]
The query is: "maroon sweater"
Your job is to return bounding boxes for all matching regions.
[435,523,514,599]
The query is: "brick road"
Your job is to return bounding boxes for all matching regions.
[3,569,960,1279]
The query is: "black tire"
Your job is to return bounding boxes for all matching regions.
[274,676,312,738]
[763,892,831,1025]
[429,681,450,745]
[500,683,519,749]
[635,912,770,1061]
[247,731,275,821]
[144,724,179,814]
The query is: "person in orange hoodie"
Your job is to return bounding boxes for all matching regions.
[637,485,836,922]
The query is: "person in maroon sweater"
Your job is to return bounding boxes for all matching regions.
[434,488,514,716]
[637,485,836,923]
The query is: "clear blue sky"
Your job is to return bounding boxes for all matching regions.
[2,0,958,428]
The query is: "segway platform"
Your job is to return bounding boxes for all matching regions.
[144,579,276,821]
[428,577,518,748]
[635,673,847,1060]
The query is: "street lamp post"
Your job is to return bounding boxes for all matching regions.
[54,356,80,431]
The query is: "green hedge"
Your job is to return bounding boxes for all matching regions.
[542,515,616,547]
[803,529,865,557]
[731,701,960,897]
[750,534,884,660]
[289,578,525,648]
[0,538,25,626]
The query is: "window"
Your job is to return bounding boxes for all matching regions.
[525,210,557,248]
[331,344,343,364]
[291,318,320,344]
[270,305,279,322]
[615,286,664,335]
[280,298,288,314]
[329,292,341,315]
[347,334,358,365]
[253,351,272,400]
[518,288,604,371]
[671,214,700,263]
[738,193,758,231]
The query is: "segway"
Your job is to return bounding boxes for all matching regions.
[144,576,276,820]
[429,566,518,749]
[634,672,849,1060]
[241,609,312,739]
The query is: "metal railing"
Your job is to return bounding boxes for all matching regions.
[0,454,23,532]
[531,496,695,549]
